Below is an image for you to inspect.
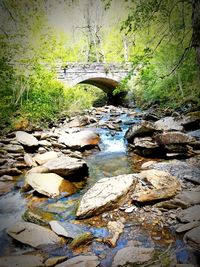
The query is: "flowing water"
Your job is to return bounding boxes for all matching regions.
[0,108,197,266]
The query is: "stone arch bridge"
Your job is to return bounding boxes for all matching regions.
[57,62,132,94]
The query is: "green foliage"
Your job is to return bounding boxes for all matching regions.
[0,58,17,130]
[129,48,199,108]
[63,85,106,114]
[116,0,200,109]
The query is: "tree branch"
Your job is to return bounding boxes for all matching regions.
[0,26,9,38]
[160,43,192,79]
[1,0,16,23]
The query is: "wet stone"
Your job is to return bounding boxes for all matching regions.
[184,226,200,248]
[155,190,200,209]
[112,246,154,267]
[0,254,45,267]
[45,256,68,267]
[55,255,99,267]
[105,220,124,247]
[49,220,84,239]
[177,205,200,223]
[125,122,156,143]
[23,208,57,226]
[7,221,63,248]
[69,232,93,249]
[76,174,138,218]
[176,221,200,233]
[0,181,14,196]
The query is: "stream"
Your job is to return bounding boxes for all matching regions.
[0,106,199,267]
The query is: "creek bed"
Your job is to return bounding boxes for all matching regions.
[0,107,199,266]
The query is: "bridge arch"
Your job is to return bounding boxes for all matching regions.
[69,73,120,93]
[57,62,132,104]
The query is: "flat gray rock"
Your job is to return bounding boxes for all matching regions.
[112,246,154,267]
[4,144,24,153]
[16,131,38,147]
[76,174,138,218]
[0,254,45,267]
[155,189,200,209]
[176,221,200,233]
[177,205,200,223]
[184,226,200,248]
[33,151,58,165]
[125,122,156,142]
[154,117,183,131]
[49,220,84,239]
[55,255,99,267]
[155,131,196,145]
[38,140,52,147]
[7,221,63,248]
[43,156,88,178]
[152,160,200,184]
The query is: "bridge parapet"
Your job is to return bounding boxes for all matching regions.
[57,62,132,92]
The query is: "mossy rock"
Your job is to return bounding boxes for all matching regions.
[22,208,58,226]
[69,232,93,249]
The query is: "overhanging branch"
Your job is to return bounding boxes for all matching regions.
[160,43,192,79]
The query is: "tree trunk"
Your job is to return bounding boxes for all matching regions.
[192,0,200,77]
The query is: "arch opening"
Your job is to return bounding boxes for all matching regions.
[79,77,119,94]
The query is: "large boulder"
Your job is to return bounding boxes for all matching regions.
[25,173,76,198]
[76,174,138,218]
[16,131,39,147]
[155,132,196,145]
[112,246,154,267]
[7,221,63,248]
[133,137,164,157]
[58,130,100,150]
[154,117,183,131]
[64,115,90,128]
[131,169,180,202]
[43,156,88,179]
[125,122,156,143]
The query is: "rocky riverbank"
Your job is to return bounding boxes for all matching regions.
[0,105,200,267]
